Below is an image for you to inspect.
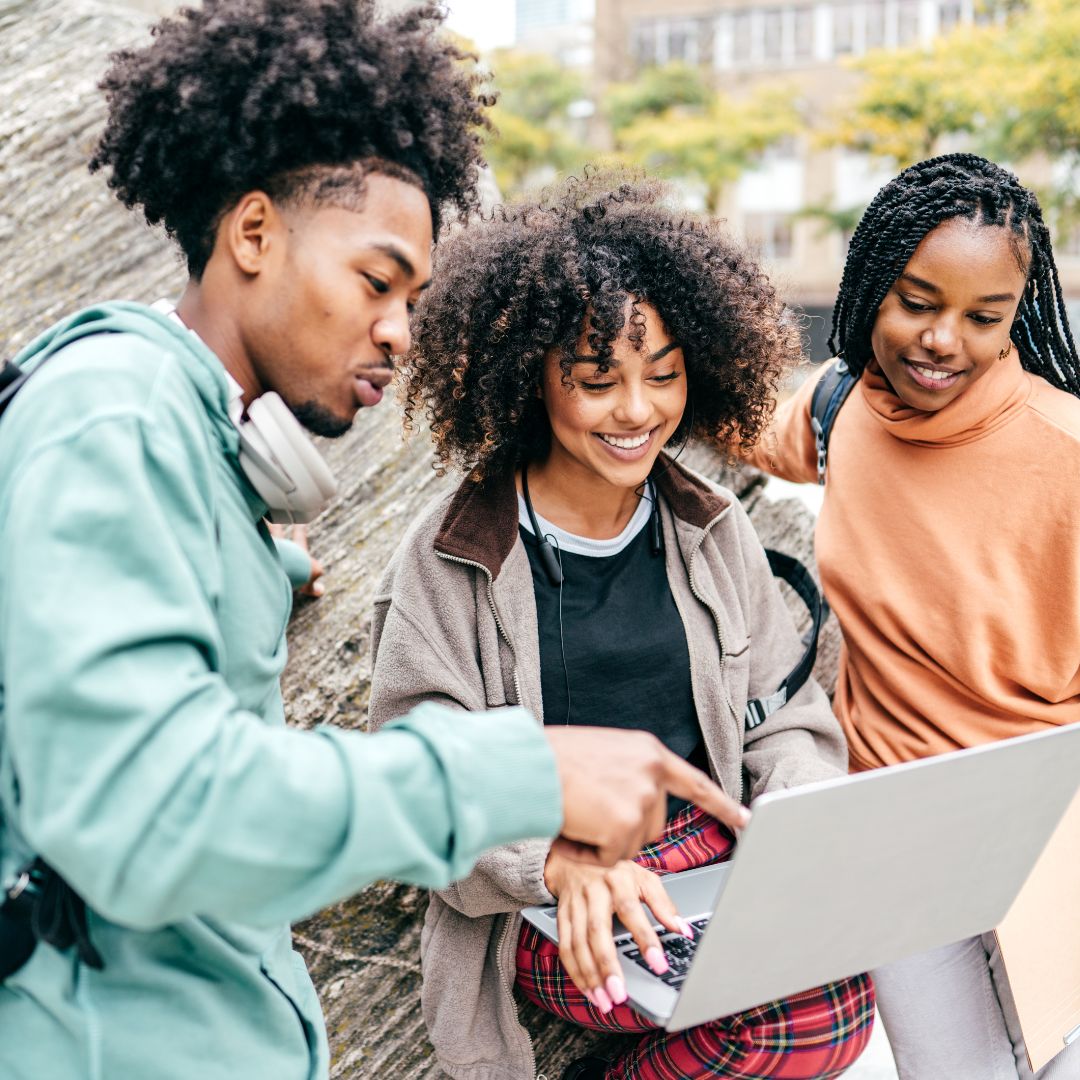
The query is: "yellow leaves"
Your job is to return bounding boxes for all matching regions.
[821,0,1080,171]
[613,83,801,203]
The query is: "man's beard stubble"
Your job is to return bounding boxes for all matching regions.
[288,399,354,439]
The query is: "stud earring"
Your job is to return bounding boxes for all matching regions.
[998,342,1012,361]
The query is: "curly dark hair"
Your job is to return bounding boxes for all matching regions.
[90,0,492,277]
[830,153,1080,395]
[401,176,798,479]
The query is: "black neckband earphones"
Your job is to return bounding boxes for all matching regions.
[521,464,564,586]
[521,462,663,590]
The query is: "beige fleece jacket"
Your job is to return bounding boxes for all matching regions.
[368,459,847,1080]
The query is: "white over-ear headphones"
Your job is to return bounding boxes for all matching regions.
[235,392,338,525]
[152,301,338,525]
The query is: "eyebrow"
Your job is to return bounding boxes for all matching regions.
[570,341,680,365]
[369,242,432,290]
[899,272,1016,305]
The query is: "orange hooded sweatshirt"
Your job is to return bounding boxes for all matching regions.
[749,354,1080,770]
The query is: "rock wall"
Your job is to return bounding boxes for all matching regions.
[0,4,837,1075]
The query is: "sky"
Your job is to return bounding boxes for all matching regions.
[442,0,516,51]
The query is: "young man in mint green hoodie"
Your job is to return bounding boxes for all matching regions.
[0,4,746,1078]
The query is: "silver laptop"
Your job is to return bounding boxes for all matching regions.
[523,723,1080,1031]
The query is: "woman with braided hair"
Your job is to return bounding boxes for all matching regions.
[748,153,1080,1078]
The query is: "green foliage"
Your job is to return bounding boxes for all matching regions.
[615,85,801,205]
[603,62,712,132]
[599,64,801,208]
[981,0,1080,159]
[822,0,1080,212]
[482,49,591,194]
[821,34,986,165]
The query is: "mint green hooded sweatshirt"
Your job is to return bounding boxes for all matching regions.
[0,303,562,1080]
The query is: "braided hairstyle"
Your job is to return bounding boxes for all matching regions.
[402,175,797,479]
[90,0,492,278]
[830,153,1080,396]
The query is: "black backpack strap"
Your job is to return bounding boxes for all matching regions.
[809,358,857,485]
[744,549,826,731]
[0,360,29,420]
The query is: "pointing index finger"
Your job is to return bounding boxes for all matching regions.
[657,749,751,833]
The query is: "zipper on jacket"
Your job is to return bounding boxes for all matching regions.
[435,551,523,706]
[496,912,537,1078]
[436,551,537,1073]
[685,516,746,808]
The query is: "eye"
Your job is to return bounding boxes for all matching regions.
[364,273,389,295]
[969,313,1004,326]
[579,380,615,392]
[899,295,933,313]
[650,372,681,384]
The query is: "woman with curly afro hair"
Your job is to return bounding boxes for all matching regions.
[368,178,876,1080]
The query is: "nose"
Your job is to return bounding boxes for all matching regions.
[613,379,652,428]
[920,315,961,357]
[373,304,412,359]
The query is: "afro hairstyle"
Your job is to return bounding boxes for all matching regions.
[401,175,799,480]
[90,0,492,277]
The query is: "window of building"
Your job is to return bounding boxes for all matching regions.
[793,4,816,59]
[938,0,966,32]
[744,212,795,260]
[897,0,920,44]
[714,12,735,69]
[633,17,711,67]
[668,20,699,63]
[865,0,886,49]
[833,1,857,55]
[632,21,659,67]
[762,7,785,61]
[733,9,756,63]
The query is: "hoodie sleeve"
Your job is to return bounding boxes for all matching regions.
[0,401,561,931]
[369,545,559,917]
[743,364,827,484]
[272,536,314,590]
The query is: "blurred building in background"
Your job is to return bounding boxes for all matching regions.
[499,0,1074,358]
[591,0,1028,357]
[516,0,596,67]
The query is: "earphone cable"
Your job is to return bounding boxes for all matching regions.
[545,532,573,726]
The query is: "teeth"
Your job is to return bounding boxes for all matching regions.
[911,363,955,381]
[599,432,650,450]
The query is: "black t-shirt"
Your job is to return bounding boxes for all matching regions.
[520,499,707,816]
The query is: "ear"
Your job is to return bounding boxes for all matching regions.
[220,191,283,277]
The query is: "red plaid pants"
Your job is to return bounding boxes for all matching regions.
[516,806,875,1079]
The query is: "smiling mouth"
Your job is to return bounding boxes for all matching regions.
[593,427,657,459]
[904,359,963,391]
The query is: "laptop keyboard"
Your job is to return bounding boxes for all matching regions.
[616,916,711,988]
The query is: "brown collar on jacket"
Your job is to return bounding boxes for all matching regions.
[433,454,731,577]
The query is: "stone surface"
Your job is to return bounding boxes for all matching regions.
[0,4,893,1075]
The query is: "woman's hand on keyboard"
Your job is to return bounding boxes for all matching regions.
[543,848,693,1014]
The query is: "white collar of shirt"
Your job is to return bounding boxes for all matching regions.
[518,481,654,558]
[152,298,245,426]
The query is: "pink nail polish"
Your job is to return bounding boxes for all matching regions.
[605,974,627,1005]
[645,946,669,975]
[583,988,597,1007]
[678,918,694,939]
[594,986,614,1013]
